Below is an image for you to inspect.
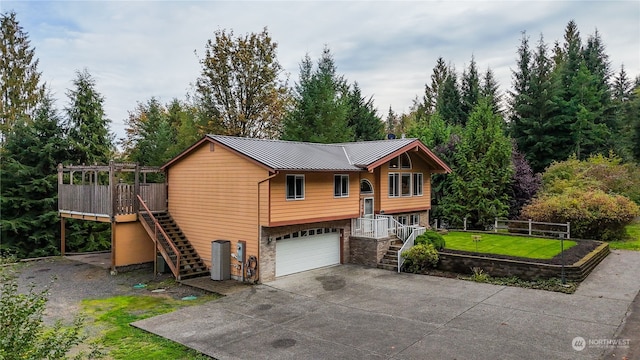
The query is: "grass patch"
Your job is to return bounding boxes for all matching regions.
[82,294,218,359]
[609,221,640,251]
[444,231,576,259]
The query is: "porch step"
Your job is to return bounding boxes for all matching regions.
[377,237,404,271]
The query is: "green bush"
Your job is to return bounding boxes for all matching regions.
[415,231,446,250]
[521,188,640,241]
[0,265,89,359]
[401,243,439,273]
[543,154,640,204]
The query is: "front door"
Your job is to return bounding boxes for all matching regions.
[364,197,374,219]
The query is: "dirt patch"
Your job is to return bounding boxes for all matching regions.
[439,239,601,265]
[8,257,207,325]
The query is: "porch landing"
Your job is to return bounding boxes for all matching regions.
[179,276,251,296]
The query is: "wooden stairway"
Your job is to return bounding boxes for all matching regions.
[139,210,209,280]
[377,238,403,271]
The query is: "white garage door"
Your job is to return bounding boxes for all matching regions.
[275,230,340,277]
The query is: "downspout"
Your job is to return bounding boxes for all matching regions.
[257,171,279,282]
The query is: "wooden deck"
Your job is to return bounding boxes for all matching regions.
[58,162,166,221]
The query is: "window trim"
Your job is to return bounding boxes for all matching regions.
[388,172,400,197]
[286,174,305,200]
[413,173,423,196]
[334,174,349,198]
[410,213,420,226]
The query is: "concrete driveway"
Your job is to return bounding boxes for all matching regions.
[133,250,640,360]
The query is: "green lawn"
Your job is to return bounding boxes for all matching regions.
[609,221,640,251]
[82,294,218,359]
[443,231,577,259]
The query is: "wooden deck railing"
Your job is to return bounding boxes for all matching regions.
[58,182,166,217]
[137,195,181,280]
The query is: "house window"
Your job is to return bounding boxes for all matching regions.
[397,215,408,225]
[286,174,304,200]
[400,153,411,169]
[389,156,399,169]
[401,173,411,196]
[334,174,349,197]
[410,214,420,226]
[413,173,423,196]
[388,173,400,197]
[360,179,373,194]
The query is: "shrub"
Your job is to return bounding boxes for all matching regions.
[543,154,640,204]
[0,265,88,359]
[415,231,446,250]
[521,188,640,241]
[401,243,439,273]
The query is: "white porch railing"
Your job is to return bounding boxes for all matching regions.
[351,218,389,239]
[397,226,426,273]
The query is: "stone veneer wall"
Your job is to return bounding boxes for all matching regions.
[437,241,610,282]
[349,236,395,267]
[259,219,351,283]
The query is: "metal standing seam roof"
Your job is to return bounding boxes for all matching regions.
[208,135,419,171]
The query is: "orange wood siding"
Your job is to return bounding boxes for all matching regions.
[167,144,269,276]
[379,152,433,214]
[113,221,155,267]
[269,172,360,225]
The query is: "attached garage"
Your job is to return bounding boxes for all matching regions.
[275,228,341,277]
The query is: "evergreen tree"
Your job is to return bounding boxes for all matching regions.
[439,99,513,228]
[611,65,636,160]
[509,32,532,148]
[0,94,69,257]
[167,98,201,156]
[65,69,113,165]
[481,67,501,114]
[385,106,398,135]
[570,63,609,159]
[516,35,559,172]
[0,11,45,141]
[346,82,383,141]
[282,47,352,143]
[436,68,464,126]
[195,28,289,139]
[461,56,481,122]
[423,57,449,116]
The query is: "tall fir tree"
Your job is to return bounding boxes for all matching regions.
[509,32,532,149]
[385,106,398,135]
[436,67,464,126]
[0,94,69,257]
[122,97,176,166]
[481,67,501,114]
[65,69,113,165]
[0,11,45,141]
[461,56,481,123]
[346,82,383,141]
[281,47,353,143]
[423,57,449,116]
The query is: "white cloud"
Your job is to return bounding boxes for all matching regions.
[4,1,639,142]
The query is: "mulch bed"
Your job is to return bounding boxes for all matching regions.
[438,239,602,265]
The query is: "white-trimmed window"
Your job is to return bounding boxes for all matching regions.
[410,214,420,226]
[360,179,373,194]
[397,215,408,225]
[388,173,400,197]
[413,173,423,196]
[400,153,411,169]
[401,173,411,196]
[334,174,349,197]
[286,174,304,200]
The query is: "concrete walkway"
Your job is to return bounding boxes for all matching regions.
[133,250,640,360]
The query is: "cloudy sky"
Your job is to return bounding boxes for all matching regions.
[3,1,639,142]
